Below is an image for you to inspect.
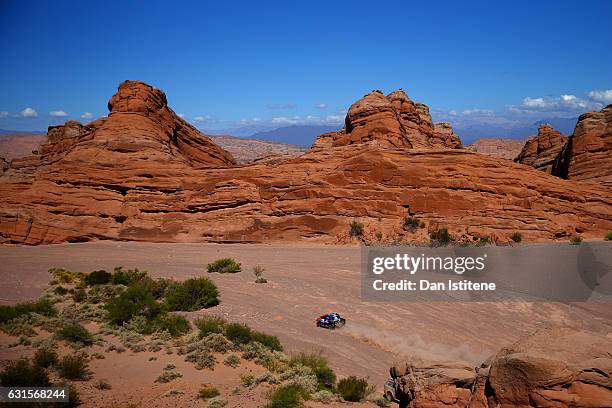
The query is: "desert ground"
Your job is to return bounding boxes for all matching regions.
[1,242,611,407]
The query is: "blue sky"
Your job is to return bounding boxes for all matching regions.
[1,0,611,132]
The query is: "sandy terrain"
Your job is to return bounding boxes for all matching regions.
[1,242,611,406]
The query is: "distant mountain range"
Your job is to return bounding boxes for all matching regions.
[1,115,580,151]
[205,124,338,146]
[204,117,580,147]
[454,117,579,144]
[0,128,46,135]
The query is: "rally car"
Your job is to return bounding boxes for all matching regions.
[315,312,346,329]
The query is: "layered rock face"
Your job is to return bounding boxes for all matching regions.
[391,328,612,408]
[514,124,568,173]
[312,89,462,149]
[467,138,525,160]
[553,105,612,186]
[0,81,611,245]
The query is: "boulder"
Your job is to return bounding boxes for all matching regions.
[391,328,612,407]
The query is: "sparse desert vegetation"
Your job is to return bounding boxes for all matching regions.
[253,265,268,283]
[207,258,242,273]
[337,376,376,402]
[349,220,364,237]
[430,227,453,246]
[0,263,387,407]
[570,235,583,245]
[511,231,523,243]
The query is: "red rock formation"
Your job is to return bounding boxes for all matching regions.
[467,138,525,160]
[514,124,568,173]
[553,105,612,187]
[0,81,611,245]
[391,328,612,408]
[432,122,462,149]
[312,89,462,150]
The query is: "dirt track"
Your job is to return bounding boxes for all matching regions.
[1,241,611,387]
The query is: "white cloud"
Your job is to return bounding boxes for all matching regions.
[268,103,297,110]
[50,110,68,117]
[271,116,302,124]
[177,113,185,118]
[193,116,205,123]
[20,107,38,118]
[315,103,327,109]
[516,94,594,112]
[587,89,612,104]
[461,108,494,116]
[81,112,93,119]
[0,111,8,118]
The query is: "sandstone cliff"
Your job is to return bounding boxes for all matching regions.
[312,89,461,149]
[514,124,568,173]
[0,82,611,245]
[552,104,612,187]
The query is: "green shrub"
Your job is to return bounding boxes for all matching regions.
[312,389,335,403]
[33,348,58,368]
[0,358,51,386]
[511,232,522,243]
[224,354,240,368]
[152,314,191,337]
[60,382,82,408]
[105,283,162,325]
[164,278,220,311]
[139,277,174,299]
[349,221,363,237]
[313,366,336,389]
[402,216,421,232]
[337,376,374,402]
[224,322,252,345]
[57,354,90,380]
[84,270,112,285]
[605,232,612,241]
[0,298,56,324]
[240,374,254,387]
[251,331,283,351]
[289,351,327,371]
[570,235,583,245]
[53,286,69,296]
[155,370,182,383]
[58,323,94,345]
[476,236,492,246]
[199,385,220,399]
[208,397,228,408]
[72,288,87,303]
[110,267,147,285]
[290,351,334,389]
[375,231,383,241]
[430,228,453,246]
[195,316,227,337]
[207,258,241,273]
[48,267,85,284]
[265,384,309,408]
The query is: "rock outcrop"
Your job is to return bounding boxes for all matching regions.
[432,122,462,149]
[514,124,568,173]
[391,328,612,408]
[0,81,611,245]
[312,89,462,149]
[552,105,612,187]
[467,138,525,160]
